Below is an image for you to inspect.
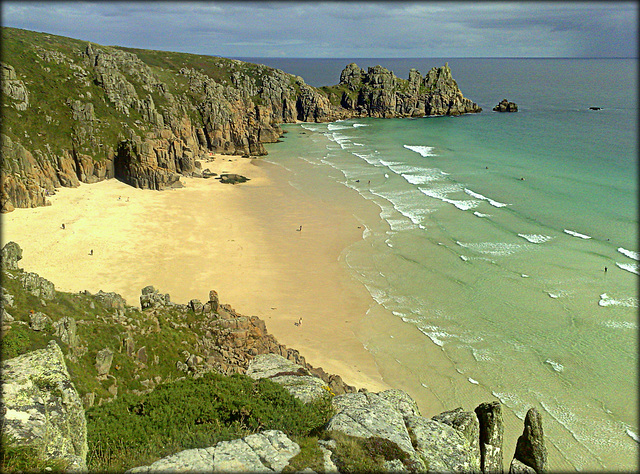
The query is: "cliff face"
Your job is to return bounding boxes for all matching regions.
[1,27,481,212]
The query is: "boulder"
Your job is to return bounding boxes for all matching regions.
[493,99,518,112]
[218,173,250,184]
[95,347,114,376]
[510,408,547,473]
[433,406,481,465]
[1,241,23,270]
[29,311,51,331]
[140,285,169,310]
[405,414,481,472]
[127,430,300,473]
[94,290,127,309]
[1,340,87,470]
[327,391,417,459]
[246,353,329,403]
[53,316,79,347]
[475,401,504,473]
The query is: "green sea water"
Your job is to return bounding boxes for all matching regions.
[261,58,638,471]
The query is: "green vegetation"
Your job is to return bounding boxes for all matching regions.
[0,435,69,474]
[325,431,416,473]
[86,373,333,471]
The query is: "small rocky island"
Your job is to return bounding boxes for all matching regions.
[493,99,518,112]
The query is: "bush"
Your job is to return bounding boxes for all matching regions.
[86,372,332,471]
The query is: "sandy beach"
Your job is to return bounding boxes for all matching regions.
[1,154,391,392]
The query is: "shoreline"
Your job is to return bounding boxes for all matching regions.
[1,154,390,393]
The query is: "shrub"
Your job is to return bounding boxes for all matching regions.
[86,372,332,471]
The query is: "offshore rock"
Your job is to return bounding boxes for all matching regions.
[493,99,518,112]
[510,408,547,473]
[127,430,300,473]
[475,401,505,473]
[335,62,482,118]
[1,340,88,471]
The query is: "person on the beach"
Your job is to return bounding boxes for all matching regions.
[61,223,65,229]
[297,225,302,232]
[604,266,608,273]
[89,249,93,255]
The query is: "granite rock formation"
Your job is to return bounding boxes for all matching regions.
[510,407,547,473]
[1,340,88,471]
[493,99,518,112]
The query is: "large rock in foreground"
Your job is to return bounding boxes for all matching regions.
[127,430,300,473]
[1,340,88,471]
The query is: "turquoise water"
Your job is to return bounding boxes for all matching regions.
[262,58,638,471]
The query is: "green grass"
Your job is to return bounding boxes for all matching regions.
[0,435,69,473]
[86,373,333,471]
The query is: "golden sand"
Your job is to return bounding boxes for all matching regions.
[2,154,390,392]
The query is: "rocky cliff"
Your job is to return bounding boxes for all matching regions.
[322,62,482,118]
[1,27,481,212]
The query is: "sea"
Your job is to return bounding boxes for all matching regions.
[241,57,638,471]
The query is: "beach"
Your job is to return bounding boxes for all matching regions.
[1,154,390,393]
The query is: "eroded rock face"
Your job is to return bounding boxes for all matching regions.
[127,430,300,473]
[1,340,88,471]
[510,407,547,473]
[432,406,481,465]
[475,401,505,473]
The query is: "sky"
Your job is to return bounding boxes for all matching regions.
[2,1,637,58]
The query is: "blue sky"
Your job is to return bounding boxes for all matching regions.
[2,1,637,58]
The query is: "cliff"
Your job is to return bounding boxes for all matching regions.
[1,27,481,212]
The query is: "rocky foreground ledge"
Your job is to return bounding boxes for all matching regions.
[1,241,547,472]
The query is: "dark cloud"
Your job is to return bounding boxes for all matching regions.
[2,1,636,58]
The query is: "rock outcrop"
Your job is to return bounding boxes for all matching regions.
[326,390,481,472]
[1,340,88,471]
[493,99,518,112]
[127,430,300,473]
[509,408,547,473]
[331,62,482,118]
[476,401,505,473]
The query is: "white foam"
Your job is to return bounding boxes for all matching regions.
[420,188,479,211]
[472,348,494,362]
[456,240,525,257]
[464,188,509,208]
[564,229,592,239]
[626,429,640,443]
[353,123,369,128]
[518,234,554,244]
[548,293,559,299]
[545,359,565,373]
[473,211,490,218]
[460,255,469,261]
[599,293,639,308]
[417,324,450,347]
[521,274,529,278]
[300,123,322,132]
[616,262,639,274]
[404,144,437,157]
[617,247,639,261]
[401,171,444,185]
[468,377,479,385]
[421,382,428,388]
[327,123,351,131]
[600,320,638,330]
